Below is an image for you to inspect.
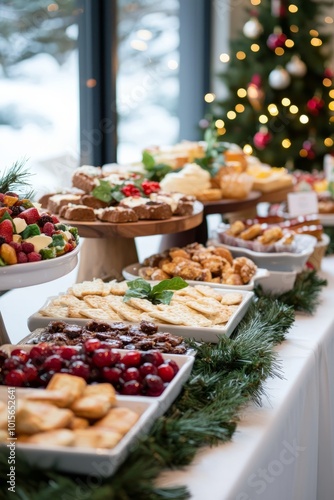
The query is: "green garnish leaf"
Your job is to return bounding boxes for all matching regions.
[123,277,188,305]
[142,150,156,169]
[92,180,113,203]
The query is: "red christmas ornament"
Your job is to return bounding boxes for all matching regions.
[302,140,316,159]
[306,96,324,115]
[324,68,334,79]
[253,129,272,150]
[267,30,287,50]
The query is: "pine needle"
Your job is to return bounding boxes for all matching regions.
[0,158,34,199]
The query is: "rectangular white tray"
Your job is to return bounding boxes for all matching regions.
[0,349,194,475]
[27,289,254,343]
[0,390,158,477]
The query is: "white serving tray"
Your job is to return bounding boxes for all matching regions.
[0,244,80,290]
[0,388,158,477]
[122,262,270,291]
[27,289,254,342]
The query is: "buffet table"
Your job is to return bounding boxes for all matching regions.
[156,256,334,500]
[0,259,333,499]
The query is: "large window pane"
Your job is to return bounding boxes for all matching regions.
[117,0,180,163]
[0,0,79,197]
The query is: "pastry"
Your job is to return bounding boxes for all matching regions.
[239,224,263,240]
[46,373,87,406]
[257,226,283,244]
[73,428,122,449]
[47,194,82,214]
[61,204,96,221]
[16,401,73,435]
[24,429,74,447]
[94,407,140,435]
[97,206,138,223]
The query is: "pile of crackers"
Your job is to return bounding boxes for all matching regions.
[38,279,245,329]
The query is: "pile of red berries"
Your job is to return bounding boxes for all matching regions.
[0,340,180,397]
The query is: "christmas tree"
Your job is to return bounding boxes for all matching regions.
[208,0,334,171]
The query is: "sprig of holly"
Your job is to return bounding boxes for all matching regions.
[123,277,188,305]
[92,177,161,204]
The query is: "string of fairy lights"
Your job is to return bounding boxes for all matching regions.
[205,0,334,161]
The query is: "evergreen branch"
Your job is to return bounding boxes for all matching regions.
[0,158,34,199]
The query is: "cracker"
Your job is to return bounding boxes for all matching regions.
[107,280,129,296]
[83,296,123,320]
[112,302,142,322]
[220,292,243,305]
[183,297,222,316]
[210,308,233,325]
[67,306,87,319]
[94,407,139,435]
[193,285,223,302]
[127,297,155,312]
[173,287,203,299]
[77,308,113,320]
[151,303,212,327]
[53,294,84,307]
[71,279,106,298]
[39,305,69,318]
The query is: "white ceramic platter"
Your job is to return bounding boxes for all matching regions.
[122,262,270,291]
[212,233,317,272]
[0,244,80,290]
[27,289,254,342]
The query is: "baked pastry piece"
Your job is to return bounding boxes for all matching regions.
[94,407,139,435]
[73,428,122,449]
[47,194,82,214]
[23,429,75,447]
[16,401,73,435]
[134,201,173,220]
[97,206,138,223]
[70,383,116,419]
[61,204,96,221]
[72,166,102,193]
[196,189,222,202]
[239,224,262,240]
[81,194,109,210]
[46,373,87,406]
[257,226,283,244]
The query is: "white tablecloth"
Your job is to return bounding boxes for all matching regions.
[158,256,334,500]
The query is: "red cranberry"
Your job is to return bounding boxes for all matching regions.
[38,371,56,387]
[84,338,101,353]
[123,367,140,382]
[143,374,165,396]
[11,349,29,363]
[157,363,175,382]
[142,350,164,367]
[122,350,142,367]
[43,355,62,372]
[3,356,22,371]
[4,369,26,387]
[139,362,157,377]
[92,349,114,368]
[69,361,90,379]
[57,346,78,360]
[102,366,122,384]
[165,359,179,375]
[121,380,141,395]
[23,364,38,382]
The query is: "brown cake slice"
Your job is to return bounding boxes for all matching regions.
[61,204,96,221]
[47,194,83,214]
[81,194,109,209]
[134,201,173,220]
[97,206,138,223]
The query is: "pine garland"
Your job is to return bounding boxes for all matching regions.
[0,159,34,199]
[0,272,326,500]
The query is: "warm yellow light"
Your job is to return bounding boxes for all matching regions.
[204,93,216,103]
[282,98,291,106]
[86,78,97,88]
[215,119,225,128]
[131,40,148,51]
[250,0,261,5]
[136,29,153,40]
[329,90,334,98]
[329,101,334,111]
[259,115,268,124]
[251,44,260,52]
[47,3,59,11]
[219,53,230,63]
[235,104,245,113]
[236,51,246,60]
[217,128,226,136]
[289,5,298,13]
[275,47,285,56]
[300,114,309,123]
[243,144,253,154]
[167,60,178,70]
[309,29,319,37]
[285,39,294,48]
[289,105,299,114]
[311,38,322,47]
[290,25,299,33]
[282,139,291,148]
[237,88,247,98]
[325,16,333,24]
[330,116,334,123]
[324,138,334,147]
[323,78,332,87]
[268,104,278,115]
[227,111,237,119]
[300,149,308,157]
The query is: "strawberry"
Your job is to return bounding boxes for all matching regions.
[17,207,40,225]
[0,219,13,243]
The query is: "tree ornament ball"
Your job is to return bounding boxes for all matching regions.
[267,31,287,50]
[307,96,324,115]
[243,17,263,39]
[253,130,272,150]
[302,140,316,159]
[268,67,291,89]
[286,55,307,77]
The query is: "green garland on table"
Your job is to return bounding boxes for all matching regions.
[0,272,326,500]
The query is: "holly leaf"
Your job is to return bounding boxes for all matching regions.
[123,277,188,305]
[142,150,156,169]
[127,278,152,294]
[151,277,188,294]
[92,180,113,203]
[150,289,174,305]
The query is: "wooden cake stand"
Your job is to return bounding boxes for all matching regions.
[64,202,204,282]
